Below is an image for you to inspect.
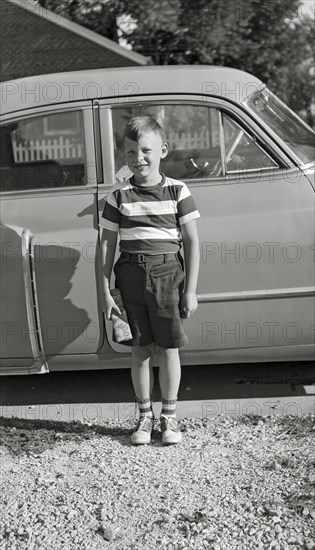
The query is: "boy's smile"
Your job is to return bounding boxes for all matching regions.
[124,132,168,186]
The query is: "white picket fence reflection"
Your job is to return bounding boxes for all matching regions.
[12,137,84,162]
[168,128,211,150]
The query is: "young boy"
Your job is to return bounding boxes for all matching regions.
[100,116,200,445]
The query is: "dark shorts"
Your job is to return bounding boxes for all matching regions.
[114,252,189,348]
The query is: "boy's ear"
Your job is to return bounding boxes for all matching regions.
[161,142,169,159]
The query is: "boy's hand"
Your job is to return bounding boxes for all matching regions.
[180,291,198,319]
[104,293,121,321]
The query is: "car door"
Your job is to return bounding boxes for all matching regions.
[97,96,314,362]
[0,103,103,373]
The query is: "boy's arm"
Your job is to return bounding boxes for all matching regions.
[100,227,121,320]
[180,219,200,319]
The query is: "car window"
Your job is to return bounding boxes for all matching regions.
[112,104,222,181]
[0,111,86,192]
[222,114,278,173]
[245,88,315,164]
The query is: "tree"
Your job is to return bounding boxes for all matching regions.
[35,0,120,41]
[35,0,314,124]
[277,16,314,126]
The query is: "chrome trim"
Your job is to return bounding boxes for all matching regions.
[301,161,315,170]
[197,286,315,303]
[243,89,313,168]
[99,106,115,185]
[1,186,97,200]
[226,166,278,175]
[21,229,49,374]
[83,108,98,187]
[102,94,294,168]
[93,101,104,183]
[0,102,92,124]
[218,110,226,176]
[0,365,38,376]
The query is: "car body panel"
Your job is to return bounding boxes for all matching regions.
[301,162,315,191]
[1,190,103,357]
[0,66,263,115]
[0,224,34,362]
[186,170,315,352]
[96,96,314,356]
[0,66,314,374]
[0,104,105,368]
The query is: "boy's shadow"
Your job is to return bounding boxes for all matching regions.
[0,223,91,359]
[0,416,166,453]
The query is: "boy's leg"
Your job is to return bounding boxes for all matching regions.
[155,346,181,402]
[130,343,155,445]
[155,345,182,445]
[131,343,155,401]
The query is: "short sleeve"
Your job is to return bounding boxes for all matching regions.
[177,183,200,226]
[100,191,121,231]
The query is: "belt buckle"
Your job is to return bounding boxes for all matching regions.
[138,253,145,263]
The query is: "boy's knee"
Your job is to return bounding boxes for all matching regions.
[132,343,155,363]
[155,345,179,360]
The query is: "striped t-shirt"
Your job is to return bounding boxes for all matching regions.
[100,174,200,254]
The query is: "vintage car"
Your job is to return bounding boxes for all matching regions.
[0,65,314,375]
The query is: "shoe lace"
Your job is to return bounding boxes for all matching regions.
[161,415,178,431]
[137,414,153,431]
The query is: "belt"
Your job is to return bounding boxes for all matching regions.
[120,252,178,264]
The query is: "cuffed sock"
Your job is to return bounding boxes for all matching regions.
[161,398,177,417]
[136,397,153,417]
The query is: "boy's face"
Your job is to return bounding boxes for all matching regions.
[123,131,168,185]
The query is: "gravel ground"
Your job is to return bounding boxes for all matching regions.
[0,414,314,550]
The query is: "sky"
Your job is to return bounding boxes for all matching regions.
[300,0,314,18]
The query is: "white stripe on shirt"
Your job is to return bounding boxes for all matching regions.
[178,184,192,202]
[120,226,180,241]
[99,218,119,231]
[178,211,201,226]
[121,200,177,217]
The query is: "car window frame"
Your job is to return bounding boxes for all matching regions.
[243,86,315,167]
[97,94,294,189]
[221,110,280,175]
[0,101,97,196]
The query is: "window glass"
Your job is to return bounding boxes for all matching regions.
[223,114,278,173]
[43,112,82,135]
[245,88,315,164]
[112,104,222,181]
[0,111,86,192]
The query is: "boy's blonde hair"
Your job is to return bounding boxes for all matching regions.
[123,116,166,143]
